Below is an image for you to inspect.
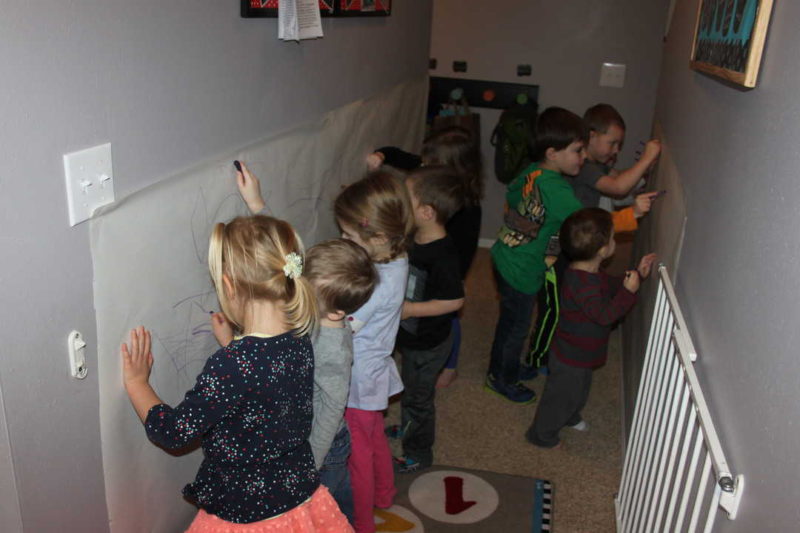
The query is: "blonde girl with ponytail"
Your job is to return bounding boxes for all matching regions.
[121,215,353,532]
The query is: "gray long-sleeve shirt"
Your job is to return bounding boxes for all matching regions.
[309,325,353,469]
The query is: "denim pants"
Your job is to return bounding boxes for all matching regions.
[319,425,354,525]
[400,330,453,466]
[488,266,538,386]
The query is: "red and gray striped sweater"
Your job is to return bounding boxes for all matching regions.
[552,268,637,368]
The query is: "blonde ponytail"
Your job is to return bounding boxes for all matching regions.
[207,215,318,337]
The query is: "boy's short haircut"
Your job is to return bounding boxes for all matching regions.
[560,208,614,261]
[532,107,589,162]
[584,103,626,134]
[305,239,378,315]
[406,165,465,224]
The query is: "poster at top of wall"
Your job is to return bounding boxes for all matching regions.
[689,0,774,88]
[241,0,335,18]
[337,0,391,16]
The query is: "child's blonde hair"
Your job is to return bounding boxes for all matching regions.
[334,171,413,262]
[208,215,317,337]
[305,239,378,315]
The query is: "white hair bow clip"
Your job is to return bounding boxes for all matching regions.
[283,252,303,280]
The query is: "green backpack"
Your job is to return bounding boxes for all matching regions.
[490,98,538,184]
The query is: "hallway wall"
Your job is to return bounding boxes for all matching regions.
[430,0,670,241]
[0,3,432,531]
[625,0,800,529]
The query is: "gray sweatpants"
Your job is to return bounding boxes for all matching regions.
[526,353,593,448]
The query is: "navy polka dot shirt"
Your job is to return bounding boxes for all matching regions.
[145,333,320,523]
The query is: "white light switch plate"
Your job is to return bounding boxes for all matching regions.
[600,62,626,88]
[63,143,114,226]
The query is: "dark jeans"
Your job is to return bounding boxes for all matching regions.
[526,355,593,447]
[488,266,538,386]
[400,330,453,466]
[319,425,354,524]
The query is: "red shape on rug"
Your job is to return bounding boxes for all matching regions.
[443,476,477,515]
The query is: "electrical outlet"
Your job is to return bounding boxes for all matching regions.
[599,63,626,88]
[63,143,115,226]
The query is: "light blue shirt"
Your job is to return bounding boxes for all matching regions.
[347,257,407,410]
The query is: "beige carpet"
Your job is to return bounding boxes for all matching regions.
[388,246,628,532]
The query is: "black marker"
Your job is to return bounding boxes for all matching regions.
[653,190,667,199]
[233,160,242,172]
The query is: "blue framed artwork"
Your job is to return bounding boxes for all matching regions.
[690,0,774,88]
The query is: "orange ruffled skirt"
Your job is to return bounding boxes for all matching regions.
[186,485,353,533]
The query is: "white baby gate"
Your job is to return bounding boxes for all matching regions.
[615,266,744,532]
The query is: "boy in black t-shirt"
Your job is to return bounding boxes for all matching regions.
[392,166,465,473]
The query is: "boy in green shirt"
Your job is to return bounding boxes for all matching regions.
[487,107,646,404]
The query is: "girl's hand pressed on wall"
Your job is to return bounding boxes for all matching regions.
[121,326,153,388]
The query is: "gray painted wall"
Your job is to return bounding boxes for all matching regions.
[430,0,670,241]
[0,2,432,531]
[624,0,800,529]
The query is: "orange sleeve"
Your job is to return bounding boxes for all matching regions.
[611,206,638,233]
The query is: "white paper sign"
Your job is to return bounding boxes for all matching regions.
[279,0,323,41]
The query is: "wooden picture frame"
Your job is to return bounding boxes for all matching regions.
[241,0,335,18]
[689,0,774,88]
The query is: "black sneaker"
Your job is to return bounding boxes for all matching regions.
[484,374,536,404]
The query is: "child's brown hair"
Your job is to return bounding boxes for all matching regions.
[406,165,465,225]
[305,239,378,315]
[532,107,589,162]
[583,103,626,134]
[421,126,483,207]
[334,171,414,262]
[560,208,613,261]
[208,215,317,336]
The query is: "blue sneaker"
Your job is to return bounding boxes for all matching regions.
[519,364,538,381]
[484,374,536,404]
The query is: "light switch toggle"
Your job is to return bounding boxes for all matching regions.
[68,330,88,379]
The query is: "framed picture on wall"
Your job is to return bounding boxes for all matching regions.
[241,0,335,18]
[689,0,774,88]
[336,0,391,16]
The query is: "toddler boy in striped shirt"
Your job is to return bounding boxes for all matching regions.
[526,208,655,448]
